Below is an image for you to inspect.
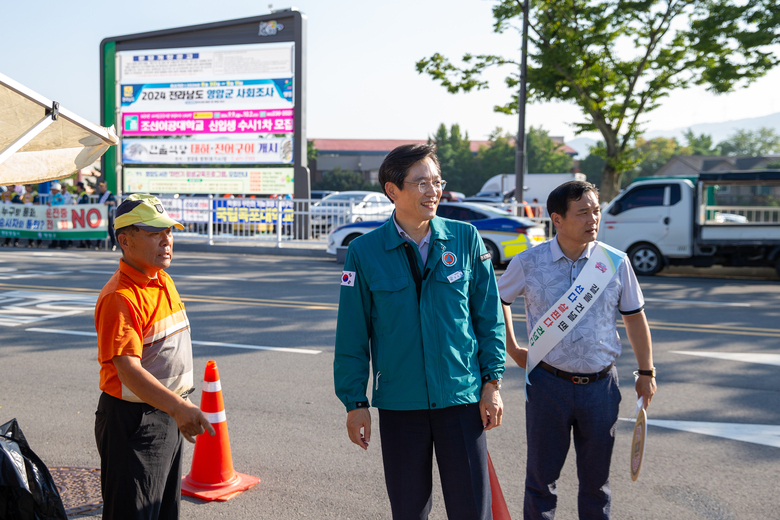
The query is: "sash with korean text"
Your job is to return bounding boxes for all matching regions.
[525,242,627,394]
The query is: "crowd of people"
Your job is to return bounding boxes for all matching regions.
[0,180,116,249]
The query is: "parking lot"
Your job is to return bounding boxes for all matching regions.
[0,249,778,519]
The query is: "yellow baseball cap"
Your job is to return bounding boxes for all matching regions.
[114,194,184,231]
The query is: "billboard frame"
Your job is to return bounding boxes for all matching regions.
[100,10,308,201]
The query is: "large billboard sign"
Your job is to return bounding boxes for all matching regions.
[101,12,308,199]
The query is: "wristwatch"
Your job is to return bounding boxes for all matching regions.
[487,378,502,389]
[637,368,656,378]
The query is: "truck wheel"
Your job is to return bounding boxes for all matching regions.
[628,244,663,276]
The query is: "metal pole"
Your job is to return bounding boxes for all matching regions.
[207,195,214,245]
[276,198,283,248]
[515,0,530,215]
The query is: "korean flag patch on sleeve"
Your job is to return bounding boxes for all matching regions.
[341,271,356,287]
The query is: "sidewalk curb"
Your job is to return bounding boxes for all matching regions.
[173,241,330,259]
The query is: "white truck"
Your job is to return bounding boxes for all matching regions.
[598,171,780,276]
[478,173,586,207]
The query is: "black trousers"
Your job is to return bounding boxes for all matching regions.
[379,404,491,520]
[95,392,183,520]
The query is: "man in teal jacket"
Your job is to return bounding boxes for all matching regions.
[334,143,506,520]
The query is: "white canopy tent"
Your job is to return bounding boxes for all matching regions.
[0,72,117,186]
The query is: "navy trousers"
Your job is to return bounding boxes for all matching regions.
[524,366,621,520]
[95,392,183,520]
[379,404,491,520]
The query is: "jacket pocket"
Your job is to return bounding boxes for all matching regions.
[369,276,412,385]
[433,268,473,297]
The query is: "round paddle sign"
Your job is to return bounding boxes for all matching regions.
[630,408,647,481]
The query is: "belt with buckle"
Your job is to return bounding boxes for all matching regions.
[538,361,614,385]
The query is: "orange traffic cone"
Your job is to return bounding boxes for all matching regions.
[488,451,512,519]
[181,360,260,501]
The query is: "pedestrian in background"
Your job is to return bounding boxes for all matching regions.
[98,181,117,250]
[94,194,214,520]
[334,143,506,520]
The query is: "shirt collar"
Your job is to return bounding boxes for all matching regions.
[119,259,165,288]
[551,236,598,263]
[393,214,431,248]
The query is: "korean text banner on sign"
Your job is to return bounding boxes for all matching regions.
[0,204,108,240]
[116,42,296,185]
[123,168,294,195]
[122,138,293,164]
[213,199,293,224]
[120,78,293,111]
[122,109,294,136]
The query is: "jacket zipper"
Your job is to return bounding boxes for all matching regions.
[375,372,381,391]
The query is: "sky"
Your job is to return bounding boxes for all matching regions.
[1,0,778,144]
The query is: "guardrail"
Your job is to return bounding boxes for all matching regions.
[703,205,780,224]
[1,194,554,250]
[161,197,554,247]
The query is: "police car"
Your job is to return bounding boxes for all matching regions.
[326,201,547,265]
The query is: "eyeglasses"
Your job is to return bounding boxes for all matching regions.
[404,179,447,193]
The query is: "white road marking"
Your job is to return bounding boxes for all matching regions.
[619,419,780,449]
[671,351,780,366]
[644,298,751,307]
[191,340,321,355]
[0,291,97,327]
[24,328,321,355]
[26,328,96,337]
[79,270,249,281]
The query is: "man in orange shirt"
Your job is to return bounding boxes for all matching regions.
[94,194,214,520]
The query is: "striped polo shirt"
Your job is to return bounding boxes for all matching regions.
[96,259,194,402]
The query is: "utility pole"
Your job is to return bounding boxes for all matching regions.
[515,0,530,213]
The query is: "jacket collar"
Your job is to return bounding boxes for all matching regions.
[382,211,454,252]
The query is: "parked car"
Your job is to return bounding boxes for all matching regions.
[440,190,466,202]
[326,201,546,265]
[463,189,534,217]
[311,191,393,234]
[464,190,513,203]
[310,190,338,200]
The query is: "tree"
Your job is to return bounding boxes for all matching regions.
[416,0,780,201]
[312,167,376,192]
[579,147,606,188]
[527,126,574,173]
[477,128,516,180]
[717,127,780,156]
[307,140,318,164]
[682,129,717,156]
[625,136,691,186]
[430,124,480,194]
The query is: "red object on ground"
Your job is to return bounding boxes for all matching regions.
[488,451,512,519]
[181,360,261,501]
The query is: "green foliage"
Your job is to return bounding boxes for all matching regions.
[765,161,780,170]
[477,128,516,179]
[579,145,607,188]
[431,124,482,195]
[683,129,717,155]
[527,127,574,173]
[717,127,780,156]
[625,136,691,186]
[307,140,319,164]
[312,167,377,192]
[417,0,780,200]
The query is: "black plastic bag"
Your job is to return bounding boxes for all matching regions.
[0,418,67,520]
